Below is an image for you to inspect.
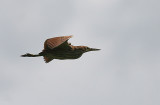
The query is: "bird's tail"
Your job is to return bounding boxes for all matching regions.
[21,53,40,57]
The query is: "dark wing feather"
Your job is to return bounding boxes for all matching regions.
[43,56,54,63]
[44,35,72,50]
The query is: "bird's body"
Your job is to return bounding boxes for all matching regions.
[40,46,84,60]
[22,36,100,63]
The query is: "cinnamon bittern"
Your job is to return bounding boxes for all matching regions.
[21,35,100,63]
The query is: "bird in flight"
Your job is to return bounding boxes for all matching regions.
[21,35,100,63]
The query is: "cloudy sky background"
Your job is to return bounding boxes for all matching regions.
[0,0,160,105]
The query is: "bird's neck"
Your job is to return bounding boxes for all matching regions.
[71,46,86,50]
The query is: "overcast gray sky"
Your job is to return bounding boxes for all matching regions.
[0,0,160,105]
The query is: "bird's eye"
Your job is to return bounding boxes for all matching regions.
[86,47,90,50]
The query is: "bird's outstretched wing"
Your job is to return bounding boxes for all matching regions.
[44,35,72,50]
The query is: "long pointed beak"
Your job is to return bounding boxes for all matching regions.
[88,48,101,51]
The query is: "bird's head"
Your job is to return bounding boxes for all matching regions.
[81,46,100,53]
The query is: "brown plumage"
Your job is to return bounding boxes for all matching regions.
[21,35,100,63]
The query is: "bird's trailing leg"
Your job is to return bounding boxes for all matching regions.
[21,53,41,57]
